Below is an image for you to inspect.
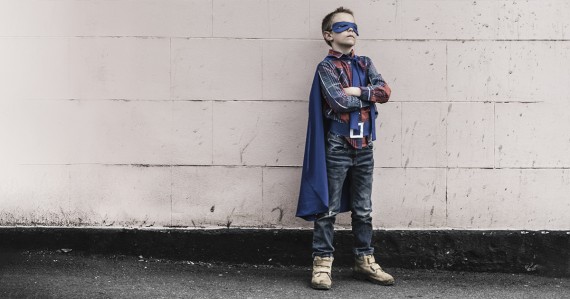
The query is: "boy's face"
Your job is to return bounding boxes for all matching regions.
[324,13,357,48]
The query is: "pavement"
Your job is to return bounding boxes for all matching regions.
[0,250,568,299]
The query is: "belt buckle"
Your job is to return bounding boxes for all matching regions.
[350,122,364,138]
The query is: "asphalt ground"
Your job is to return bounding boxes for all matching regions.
[0,250,568,299]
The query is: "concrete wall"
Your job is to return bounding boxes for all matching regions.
[0,0,569,230]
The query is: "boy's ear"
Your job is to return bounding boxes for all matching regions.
[323,31,333,43]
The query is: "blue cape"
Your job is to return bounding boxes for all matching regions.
[295,54,375,221]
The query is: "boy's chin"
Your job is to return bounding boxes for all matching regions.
[335,41,356,47]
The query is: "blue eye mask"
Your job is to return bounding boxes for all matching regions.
[331,21,359,36]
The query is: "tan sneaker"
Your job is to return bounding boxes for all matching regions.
[311,256,333,290]
[353,254,394,285]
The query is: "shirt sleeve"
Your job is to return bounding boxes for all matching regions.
[358,57,391,104]
[317,61,366,113]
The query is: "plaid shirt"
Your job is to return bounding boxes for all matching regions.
[317,48,391,149]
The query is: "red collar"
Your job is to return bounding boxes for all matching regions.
[328,48,355,59]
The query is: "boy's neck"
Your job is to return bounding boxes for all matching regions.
[331,44,354,56]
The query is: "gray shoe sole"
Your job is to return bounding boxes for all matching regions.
[311,282,331,290]
[352,271,395,286]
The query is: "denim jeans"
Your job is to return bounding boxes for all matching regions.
[312,130,375,259]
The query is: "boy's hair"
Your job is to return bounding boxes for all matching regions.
[321,6,355,47]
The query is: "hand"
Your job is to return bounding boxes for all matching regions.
[343,87,361,97]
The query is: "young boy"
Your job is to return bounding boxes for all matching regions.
[296,6,394,290]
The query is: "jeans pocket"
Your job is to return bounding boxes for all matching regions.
[327,131,346,152]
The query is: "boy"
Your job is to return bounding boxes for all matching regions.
[296,6,394,290]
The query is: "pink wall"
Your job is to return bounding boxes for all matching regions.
[0,0,569,230]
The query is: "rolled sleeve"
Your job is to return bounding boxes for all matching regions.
[361,57,391,104]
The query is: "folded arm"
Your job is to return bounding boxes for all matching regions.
[317,61,367,113]
[357,58,391,104]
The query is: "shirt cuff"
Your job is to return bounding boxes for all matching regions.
[358,86,371,102]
